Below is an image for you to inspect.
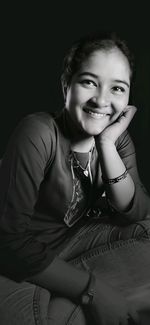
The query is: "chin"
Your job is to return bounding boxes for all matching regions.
[85,125,107,135]
[77,119,109,136]
[82,128,103,137]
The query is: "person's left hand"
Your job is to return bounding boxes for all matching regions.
[96,105,137,145]
[86,271,139,325]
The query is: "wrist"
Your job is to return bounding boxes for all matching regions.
[80,271,95,305]
[102,169,128,185]
[95,136,116,151]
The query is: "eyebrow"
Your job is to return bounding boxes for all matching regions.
[77,72,130,88]
[114,79,130,88]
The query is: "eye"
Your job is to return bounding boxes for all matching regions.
[80,79,97,88]
[112,86,125,93]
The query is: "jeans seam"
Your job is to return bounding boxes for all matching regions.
[72,237,150,267]
[33,286,42,325]
[70,238,138,266]
[67,304,83,325]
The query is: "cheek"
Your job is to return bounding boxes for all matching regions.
[123,93,129,104]
[115,95,129,112]
[66,88,79,108]
[70,85,91,104]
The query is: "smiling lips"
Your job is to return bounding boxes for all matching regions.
[83,107,110,119]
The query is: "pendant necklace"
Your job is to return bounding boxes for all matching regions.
[72,145,94,183]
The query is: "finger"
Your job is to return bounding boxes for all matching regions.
[128,308,140,324]
[117,106,137,127]
[123,105,137,117]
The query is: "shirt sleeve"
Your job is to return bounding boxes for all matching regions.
[114,130,150,222]
[0,113,57,282]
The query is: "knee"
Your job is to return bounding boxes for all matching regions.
[0,277,50,325]
[47,296,86,325]
[133,220,150,240]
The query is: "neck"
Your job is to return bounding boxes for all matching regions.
[71,137,94,153]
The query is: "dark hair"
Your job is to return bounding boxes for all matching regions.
[61,31,134,95]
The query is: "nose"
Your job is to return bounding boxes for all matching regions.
[89,89,109,108]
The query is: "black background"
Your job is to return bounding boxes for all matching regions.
[1,2,150,192]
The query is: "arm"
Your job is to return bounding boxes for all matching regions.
[95,106,150,220]
[96,138,135,212]
[0,114,56,281]
[0,114,91,299]
[29,256,90,300]
[115,130,150,221]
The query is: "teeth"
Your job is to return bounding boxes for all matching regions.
[86,110,107,118]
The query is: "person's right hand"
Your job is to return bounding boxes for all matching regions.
[95,105,137,147]
[87,272,139,325]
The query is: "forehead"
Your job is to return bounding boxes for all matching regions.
[77,48,131,81]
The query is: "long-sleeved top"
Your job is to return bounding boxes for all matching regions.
[0,109,150,282]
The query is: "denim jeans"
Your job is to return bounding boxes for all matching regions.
[0,219,150,325]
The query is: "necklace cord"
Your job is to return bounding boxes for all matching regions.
[72,149,93,184]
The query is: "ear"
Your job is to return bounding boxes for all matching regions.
[61,82,68,102]
[62,87,67,100]
[61,80,67,100]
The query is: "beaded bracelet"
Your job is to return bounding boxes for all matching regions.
[102,169,128,185]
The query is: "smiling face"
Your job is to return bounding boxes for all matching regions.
[65,47,131,137]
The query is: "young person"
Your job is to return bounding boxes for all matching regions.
[0,31,150,324]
